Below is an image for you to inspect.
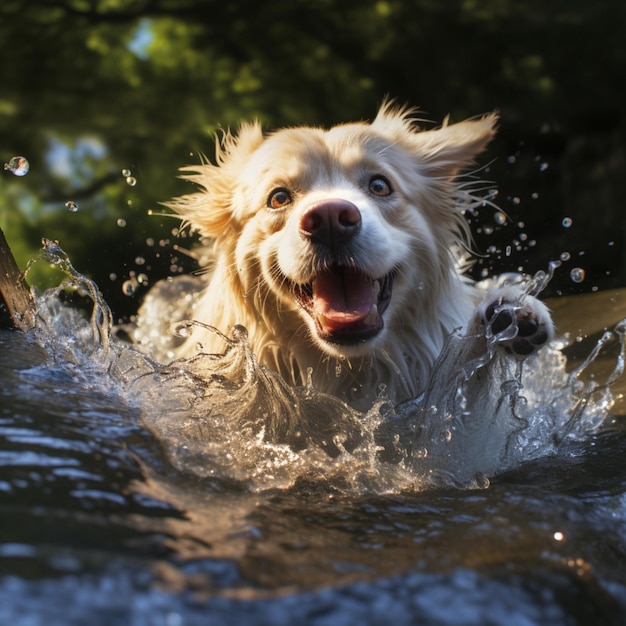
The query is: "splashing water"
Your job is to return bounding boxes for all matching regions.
[20,242,626,493]
[25,239,112,354]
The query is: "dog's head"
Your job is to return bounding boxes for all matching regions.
[170,103,497,358]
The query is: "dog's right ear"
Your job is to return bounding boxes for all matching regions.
[166,122,265,238]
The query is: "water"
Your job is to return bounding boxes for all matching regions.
[3,156,30,177]
[1,245,625,624]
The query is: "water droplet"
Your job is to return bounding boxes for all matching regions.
[126,176,137,186]
[3,156,30,176]
[570,267,585,283]
[137,273,149,285]
[135,256,145,266]
[507,155,517,164]
[116,218,127,228]
[553,531,565,542]
[562,217,573,228]
[122,279,138,296]
[519,232,528,241]
[539,162,549,172]
[531,192,539,200]
[471,473,491,489]
[493,211,507,225]
[121,168,132,177]
[439,428,452,443]
[171,322,193,338]
[511,196,521,205]
[483,225,494,235]
[109,273,117,281]
[480,268,489,278]
[65,200,79,212]
[560,251,571,261]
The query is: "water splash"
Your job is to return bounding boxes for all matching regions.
[392,268,626,483]
[24,239,112,354]
[127,320,385,491]
[18,243,626,493]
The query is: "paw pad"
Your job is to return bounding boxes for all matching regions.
[484,297,551,359]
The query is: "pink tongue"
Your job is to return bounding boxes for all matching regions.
[312,268,376,325]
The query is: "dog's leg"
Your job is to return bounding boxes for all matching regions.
[472,285,554,359]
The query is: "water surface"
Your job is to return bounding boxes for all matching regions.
[0,280,625,625]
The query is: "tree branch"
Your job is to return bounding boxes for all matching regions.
[0,227,36,331]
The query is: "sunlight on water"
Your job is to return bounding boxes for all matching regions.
[22,241,626,494]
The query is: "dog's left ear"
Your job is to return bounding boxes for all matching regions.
[373,104,498,178]
[410,113,499,178]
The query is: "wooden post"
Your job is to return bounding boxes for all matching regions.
[0,226,36,331]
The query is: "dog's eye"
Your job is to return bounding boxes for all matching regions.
[369,176,393,197]
[268,188,292,209]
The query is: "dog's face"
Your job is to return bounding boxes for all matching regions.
[173,104,497,358]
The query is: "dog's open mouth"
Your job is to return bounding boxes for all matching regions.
[293,266,394,344]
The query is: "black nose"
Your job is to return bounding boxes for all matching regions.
[299,199,361,245]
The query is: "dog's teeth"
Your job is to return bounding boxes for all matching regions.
[363,304,379,326]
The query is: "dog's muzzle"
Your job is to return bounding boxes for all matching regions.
[294,199,394,345]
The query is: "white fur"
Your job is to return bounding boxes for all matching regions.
[142,102,553,410]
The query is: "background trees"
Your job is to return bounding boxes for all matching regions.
[1,0,624,319]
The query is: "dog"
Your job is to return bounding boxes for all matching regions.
[137,102,553,411]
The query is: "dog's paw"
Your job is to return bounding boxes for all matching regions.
[477,288,554,359]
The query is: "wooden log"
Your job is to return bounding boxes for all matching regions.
[0,226,36,331]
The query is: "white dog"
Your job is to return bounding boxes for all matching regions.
[137,102,553,411]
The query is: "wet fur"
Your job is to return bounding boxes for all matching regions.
[147,102,553,410]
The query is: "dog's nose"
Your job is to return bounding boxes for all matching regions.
[299,199,361,244]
